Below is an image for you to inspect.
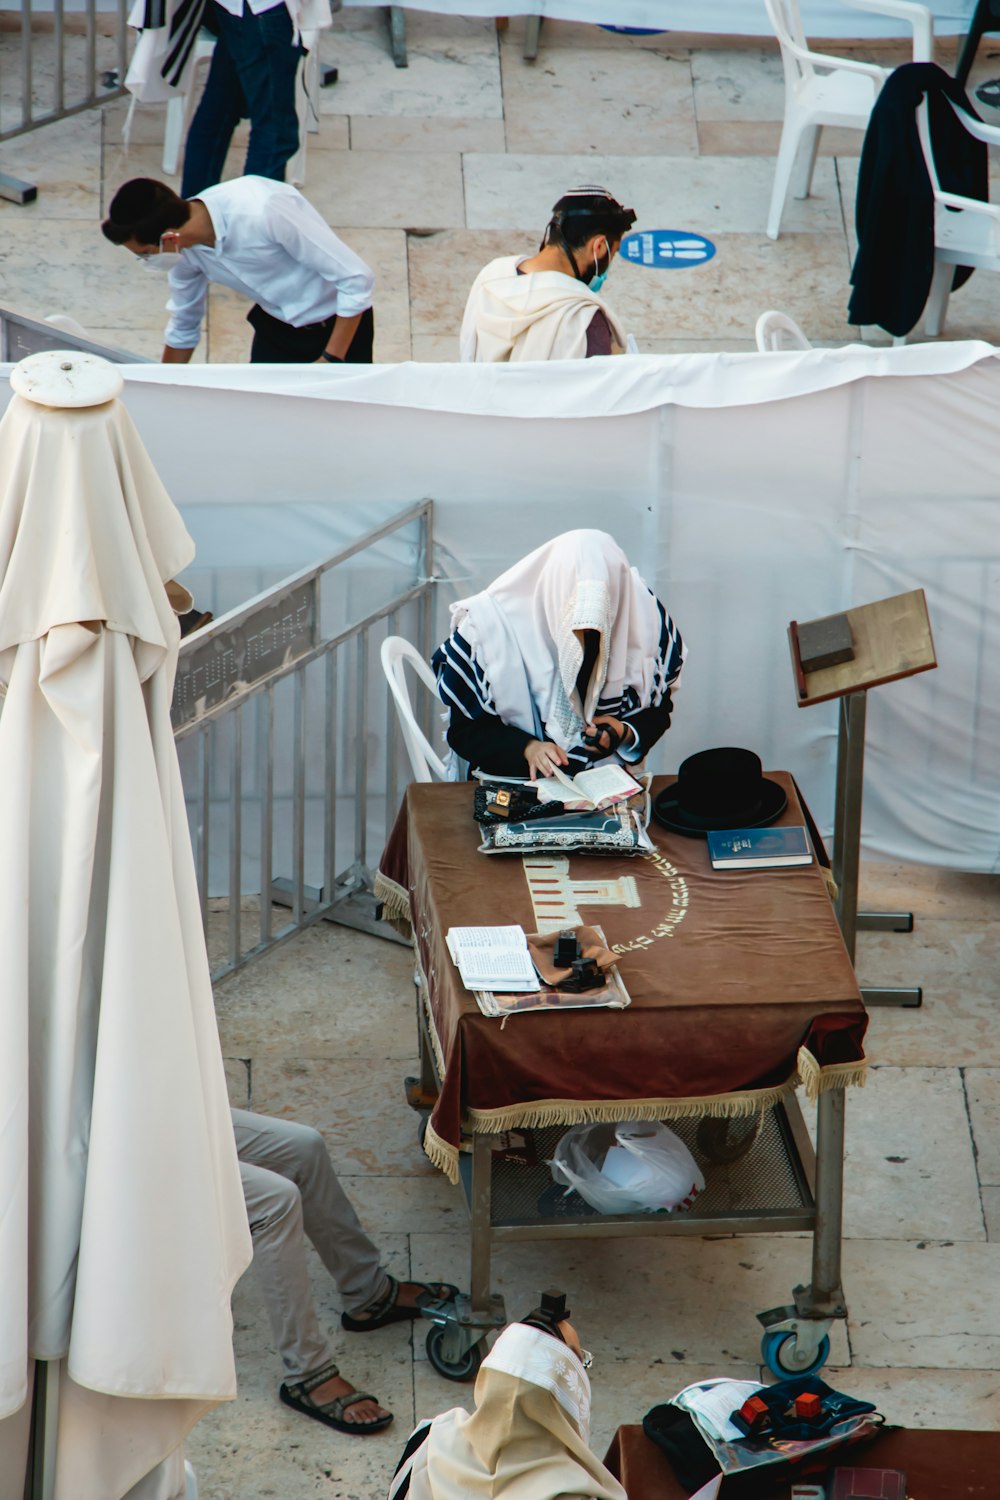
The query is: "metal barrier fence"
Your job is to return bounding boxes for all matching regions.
[1,1,130,203]
[173,500,435,983]
[0,306,150,363]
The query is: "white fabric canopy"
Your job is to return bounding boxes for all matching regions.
[0,366,252,1500]
[2,341,997,873]
[342,0,975,38]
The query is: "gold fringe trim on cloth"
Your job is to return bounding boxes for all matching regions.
[423,1118,461,1182]
[373,870,412,936]
[797,1045,868,1100]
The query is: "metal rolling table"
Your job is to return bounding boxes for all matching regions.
[379,777,868,1382]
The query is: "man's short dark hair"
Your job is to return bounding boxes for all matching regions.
[101,178,191,246]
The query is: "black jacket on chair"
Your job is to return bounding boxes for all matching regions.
[848,62,988,337]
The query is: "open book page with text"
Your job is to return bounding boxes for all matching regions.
[446,926,540,992]
[535,762,642,811]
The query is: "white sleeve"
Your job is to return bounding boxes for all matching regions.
[265,195,374,318]
[163,256,208,350]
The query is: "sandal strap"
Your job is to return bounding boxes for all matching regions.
[329,1391,378,1420]
[284,1358,341,1400]
[355,1272,400,1321]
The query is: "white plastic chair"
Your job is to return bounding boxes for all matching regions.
[380,636,448,783]
[754,309,814,350]
[764,0,934,240]
[918,95,1000,335]
[162,31,319,186]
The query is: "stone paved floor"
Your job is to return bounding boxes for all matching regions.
[2,12,1000,1498]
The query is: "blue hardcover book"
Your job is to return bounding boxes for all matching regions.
[707,825,812,870]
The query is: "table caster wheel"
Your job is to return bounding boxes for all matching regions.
[425,1324,484,1382]
[761,1328,830,1379]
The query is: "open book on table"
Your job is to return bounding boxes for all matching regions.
[474,762,643,813]
[445,926,539,993]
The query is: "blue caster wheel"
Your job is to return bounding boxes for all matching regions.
[761,1328,831,1379]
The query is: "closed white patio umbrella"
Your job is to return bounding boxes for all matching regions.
[0,351,252,1500]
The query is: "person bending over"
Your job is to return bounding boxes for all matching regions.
[388,1293,626,1500]
[459,185,635,362]
[102,175,374,365]
[432,529,685,781]
[234,1109,456,1434]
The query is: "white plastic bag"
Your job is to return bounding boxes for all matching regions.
[549,1120,704,1215]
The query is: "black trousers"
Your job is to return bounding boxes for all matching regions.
[247,303,375,363]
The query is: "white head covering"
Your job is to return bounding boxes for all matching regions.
[460,256,627,363]
[395,1324,626,1500]
[450,529,675,751]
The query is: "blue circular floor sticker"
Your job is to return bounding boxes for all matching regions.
[620,229,716,269]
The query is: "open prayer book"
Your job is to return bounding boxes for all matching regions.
[533,762,642,812]
[445,926,539,992]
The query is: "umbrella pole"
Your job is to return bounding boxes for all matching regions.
[25,1359,59,1500]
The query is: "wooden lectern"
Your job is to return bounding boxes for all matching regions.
[789,589,937,1008]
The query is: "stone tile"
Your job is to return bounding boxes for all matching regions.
[983,1185,1000,1241]
[0,112,101,219]
[350,115,506,153]
[822,1365,1000,1428]
[463,152,845,237]
[799,1067,985,1242]
[340,1172,462,1237]
[224,1056,251,1109]
[251,1057,434,1179]
[697,120,864,157]
[410,1232,850,1369]
[317,13,502,120]
[214,920,416,1061]
[859,860,1000,924]
[64,326,165,361]
[500,46,697,157]
[206,282,254,365]
[966,1069,1000,1185]
[845,1239,1000,1368]
[295,148,466,229]
[407,224,855,347]
[496,18,684,57]
[410,333,463,362]
[857,920,1000,1069]
[638,339,760,354]
[345,226,412,361]
[690,46,787,123]
[0,219,172,331]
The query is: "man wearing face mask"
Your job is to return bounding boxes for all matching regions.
[101,175,374,364]
[459,185,636,362]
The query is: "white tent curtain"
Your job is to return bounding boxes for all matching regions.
[1,342,997,873]
[341,1,976,37]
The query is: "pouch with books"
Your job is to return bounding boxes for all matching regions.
[475,766,653,856]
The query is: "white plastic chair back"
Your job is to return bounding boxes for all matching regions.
[380,635,448,783]
[755,310,814,351]
[44,313,91,339]
[765,0,815,92]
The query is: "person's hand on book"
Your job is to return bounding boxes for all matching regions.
[524,738,570,780]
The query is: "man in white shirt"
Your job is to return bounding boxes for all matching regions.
[102,174,375,363]
[180,0,335,199]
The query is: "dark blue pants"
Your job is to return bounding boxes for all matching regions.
[181,2,303,198]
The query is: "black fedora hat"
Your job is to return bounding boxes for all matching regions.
[653,747,787,838]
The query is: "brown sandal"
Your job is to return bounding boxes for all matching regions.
[279,1359,393,1435]
[341,1273,459,1332]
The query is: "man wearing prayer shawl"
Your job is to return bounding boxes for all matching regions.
[388,1316,626,1500]
[433,529,685,781]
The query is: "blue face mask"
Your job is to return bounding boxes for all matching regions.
[588,241,612,294]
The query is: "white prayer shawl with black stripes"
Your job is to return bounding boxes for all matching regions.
[125,0,335,103]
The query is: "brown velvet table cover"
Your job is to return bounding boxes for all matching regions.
[378,776,867,1182]
[603,1422,1000,1498]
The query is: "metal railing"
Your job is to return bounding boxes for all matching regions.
[172,500,436,984]
[1,1,130,203]
[0,306,150,363]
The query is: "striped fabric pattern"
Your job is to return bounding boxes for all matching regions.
[433,593,683,773]
[388,1420,433,1500]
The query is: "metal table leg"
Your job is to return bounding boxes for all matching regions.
[524,16,542,60]
[833,691,922,1008]
[758,1089,846,1374]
